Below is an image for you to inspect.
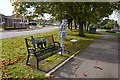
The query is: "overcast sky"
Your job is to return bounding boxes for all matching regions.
[0,0,119,25]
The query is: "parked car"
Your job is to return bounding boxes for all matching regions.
[111,29,120,32]
[29,22,37,25]
[52,23,59,26]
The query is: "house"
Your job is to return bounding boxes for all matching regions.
[0,13,24,27]
[0,13,13,27]
[0,13,29,30]
[0,13,5,23]
[0,13,5,27]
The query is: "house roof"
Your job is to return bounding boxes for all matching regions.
[0,13,5,17]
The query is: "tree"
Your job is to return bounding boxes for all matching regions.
[105,20,119,29]
[11,2,119,37]
[100,19,119,29]
[100,19,109,27]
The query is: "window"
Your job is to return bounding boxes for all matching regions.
[2,18,4,22]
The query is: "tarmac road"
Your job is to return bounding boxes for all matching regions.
[0,27,58,39]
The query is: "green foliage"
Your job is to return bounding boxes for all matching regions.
[100,19,109,26]
[10,2,119,36]
[11,2,119,23]
[100,19,119,28]
[105,20,118,28]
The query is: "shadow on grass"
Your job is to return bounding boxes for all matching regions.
[72,30,79,32]
[22,50,72,73]
[67,33,100,39]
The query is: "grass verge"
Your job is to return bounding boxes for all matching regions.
[1,29,100,78]
[100,29,120,38]
[0,27,2,30]
[37,25,54,28]
[0,26,13,30]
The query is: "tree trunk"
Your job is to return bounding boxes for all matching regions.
[78,22,85,37]
[68,20,70,29]
[84,22,87,30]
[60,20,62,24]
[74,20,77,29]
[87,21,90,32]
[42,22,45,27]
[70,19,72,31]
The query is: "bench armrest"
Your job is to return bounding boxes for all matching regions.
[54,42,60,47]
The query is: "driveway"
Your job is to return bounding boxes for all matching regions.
[52,31,119,78]
[0,27,58,39]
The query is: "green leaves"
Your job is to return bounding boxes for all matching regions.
[10,2,119,30]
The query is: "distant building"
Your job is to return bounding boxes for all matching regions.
[118,16,120,27]
[0,13,24,27]
[0,13,5,27]
[0,13,29,30]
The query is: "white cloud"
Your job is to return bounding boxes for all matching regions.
[0,0,14,16]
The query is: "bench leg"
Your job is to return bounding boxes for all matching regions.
[35,56,39,70]
[26,55,30,65]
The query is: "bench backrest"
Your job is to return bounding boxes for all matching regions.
[25,35,55,51]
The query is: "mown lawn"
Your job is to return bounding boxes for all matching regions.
[0,27,2,30]
[1,29,100,79]
[0,26,13,30]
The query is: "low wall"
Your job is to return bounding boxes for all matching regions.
[2,22,29,30]
[0,23,2,27]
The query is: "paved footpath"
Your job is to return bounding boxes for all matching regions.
[53,31,119,78]
[0,27,58,39]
